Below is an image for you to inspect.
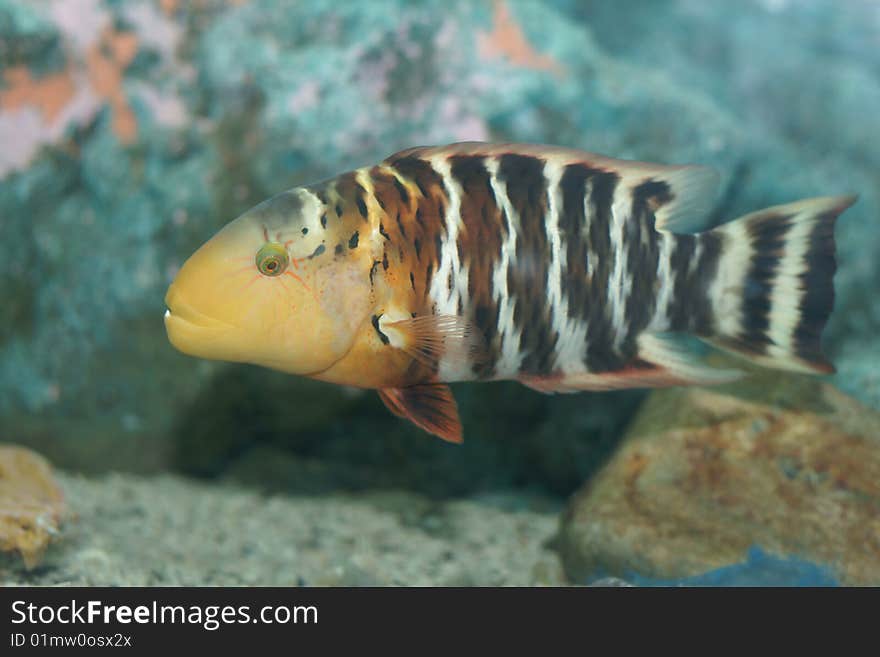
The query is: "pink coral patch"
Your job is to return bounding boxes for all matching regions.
[477,0,563,75]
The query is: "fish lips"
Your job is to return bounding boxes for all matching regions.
[164,309,236,354]
[164,285,238,358]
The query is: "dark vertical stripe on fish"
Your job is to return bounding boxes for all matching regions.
[386,156,450,312]
[793,211,837,364]
[392,176,410,207]
[558,164,596,324]
[583,170,621,372]
[369,166,403,219]
[496,154,557,375]
[688,231,724,335]
[449,155,504,378]
[666,233,698,331]
[737,213,792,352]
[620,180,667,351]
[389,156,446,212]
[332,172,363,222]
[368,166,412,276]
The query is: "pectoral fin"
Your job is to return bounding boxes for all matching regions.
[377,384,462,443]
[381,314,486,371]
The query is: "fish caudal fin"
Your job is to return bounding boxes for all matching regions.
[703,195,855,374]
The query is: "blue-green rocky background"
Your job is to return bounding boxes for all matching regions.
[1,0,878,573]
[0,0,880,487]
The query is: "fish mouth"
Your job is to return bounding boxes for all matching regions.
[164,297,238,359]
[163,287,237,361]
[163,304,235,331]
[163,286,236,331]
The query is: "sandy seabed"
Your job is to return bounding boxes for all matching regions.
[1,473,566,586]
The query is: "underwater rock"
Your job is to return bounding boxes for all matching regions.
[616,546,839,587]
[0,444,65,568]
[557,372,880,586]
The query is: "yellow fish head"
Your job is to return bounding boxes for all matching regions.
[164,188,373,375]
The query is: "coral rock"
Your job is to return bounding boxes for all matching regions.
[0,445,65,568]
[557,374,880,586]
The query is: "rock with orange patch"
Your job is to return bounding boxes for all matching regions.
[85,26,140,144]
[557,373,880,585]
[0,445,66,569]
[477,0,562,75]
[0,67,76,122]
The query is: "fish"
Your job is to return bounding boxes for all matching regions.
[164,142,855,443]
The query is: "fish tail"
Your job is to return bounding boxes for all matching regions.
[700,195,856,374]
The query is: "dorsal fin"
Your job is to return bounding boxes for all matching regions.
[383,142,719,234]
[646,165,720,233]
[377,384,463,443]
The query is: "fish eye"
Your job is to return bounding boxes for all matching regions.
[255,243,289,277]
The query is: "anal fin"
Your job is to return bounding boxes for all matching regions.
[377,384,462,443]
[519,333,742,393]
[637,333,743,385]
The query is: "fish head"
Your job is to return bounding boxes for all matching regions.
[164,187,373,375]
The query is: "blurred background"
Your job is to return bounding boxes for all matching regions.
[1,0,878,585]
